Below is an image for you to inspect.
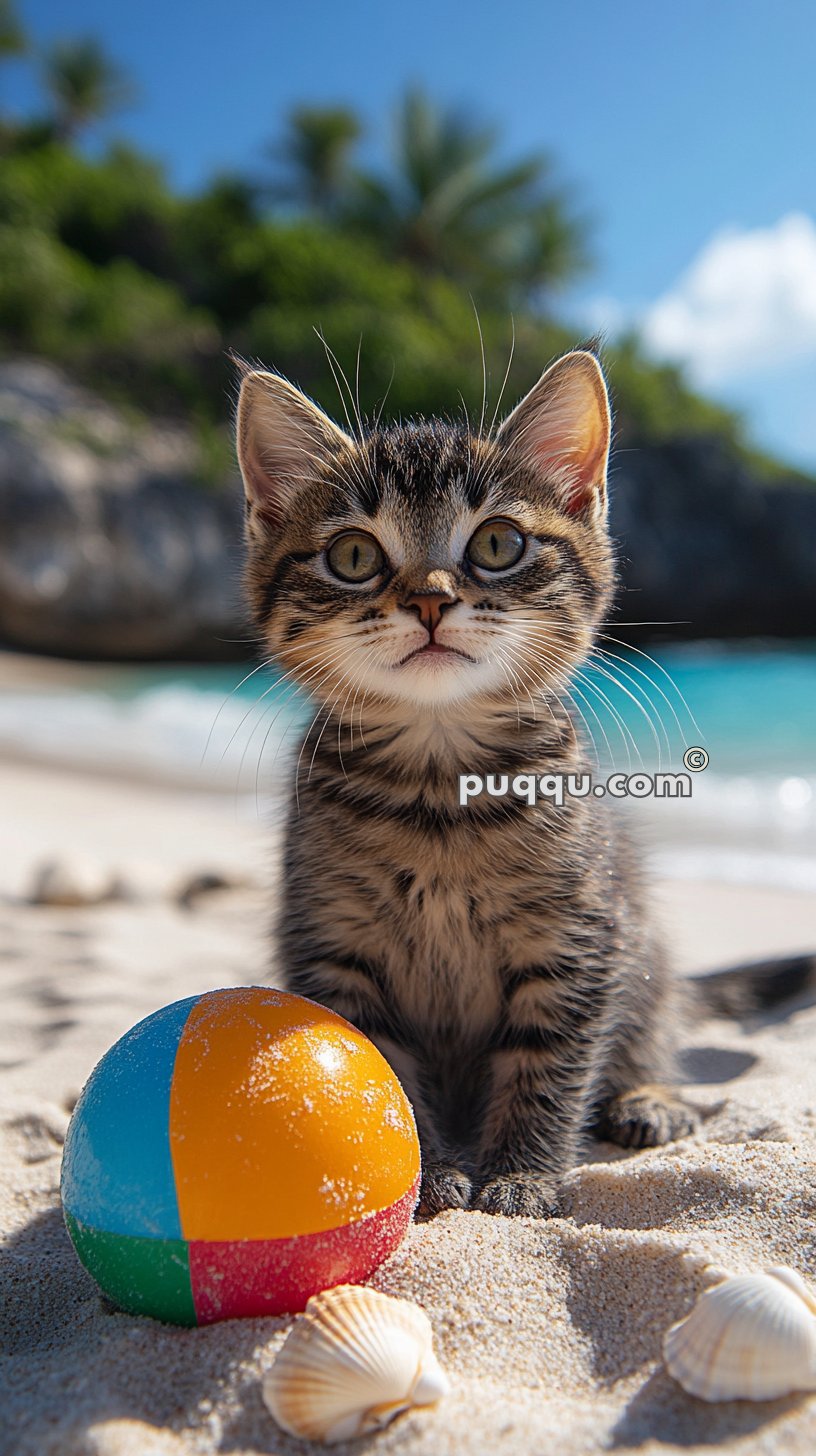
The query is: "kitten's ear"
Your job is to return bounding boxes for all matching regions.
[236,370,354,525]
[495,351,611,517]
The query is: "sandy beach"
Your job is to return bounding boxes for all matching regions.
[2,756,816,1456]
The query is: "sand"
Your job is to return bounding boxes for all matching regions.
[2,757,816,1456]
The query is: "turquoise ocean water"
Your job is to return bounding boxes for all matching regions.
[2,642,815,889]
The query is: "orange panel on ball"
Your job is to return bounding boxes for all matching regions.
[169,988,420,1241]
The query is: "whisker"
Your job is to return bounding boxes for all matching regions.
[355,333,364,440]
[245,644,361,805]
[216,639,354,768]
[526,644,616,770]
[599,633,705,742]
[580,655,666,769]
[524,628,650,767]
[569,665,640,770]
[334,663,366,778]
[493,652,523,728]
[592,646,685,756]
[470,295,488,440]
[486,619,640,768]
[293,700,332,816]
[314,328,362,440]
[202,657,276,765]
[247,686,304,818]
[308,660,361,784]
[488,316,516,438]
[373,359,396,430]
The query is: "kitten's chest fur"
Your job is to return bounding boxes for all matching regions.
[278,717,606,1047]
[359,844,510,1041]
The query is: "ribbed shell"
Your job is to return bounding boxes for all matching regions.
[262,1285,450,1443]
[663,1267,816,1402]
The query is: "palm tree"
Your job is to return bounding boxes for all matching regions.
[0,0,25,59]
[272,105,362,219]
[347,90,587,305]
[43,37,135,142]
[0,1,26,147]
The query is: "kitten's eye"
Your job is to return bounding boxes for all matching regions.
[326,531,385,583]
[467,519,526,571]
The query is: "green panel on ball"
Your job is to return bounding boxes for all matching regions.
[65,1211,197,1326]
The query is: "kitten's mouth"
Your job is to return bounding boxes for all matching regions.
[396,642,476,667]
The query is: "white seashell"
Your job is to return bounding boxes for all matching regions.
[664,1266,816,1402]
[262,1285,450,1444]
[28,855,124,907]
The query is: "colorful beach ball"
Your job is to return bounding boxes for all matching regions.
[61,987,420,1326]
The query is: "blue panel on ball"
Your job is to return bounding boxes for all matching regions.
[61,995,199,1238]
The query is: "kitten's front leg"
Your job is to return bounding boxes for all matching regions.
[473,1056,575,1217]
[370,1035,473,1218]
[474,974,606,1217]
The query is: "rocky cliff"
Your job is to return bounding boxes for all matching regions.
[613,442,816,640]
[1,359,813,660]
[0,361,246,660]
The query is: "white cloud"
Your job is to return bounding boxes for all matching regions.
[641,213,816,386]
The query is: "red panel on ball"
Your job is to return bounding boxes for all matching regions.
[188,1177,419,1324]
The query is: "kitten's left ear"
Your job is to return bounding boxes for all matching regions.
[236,369,355,527]
[496,350,611,517]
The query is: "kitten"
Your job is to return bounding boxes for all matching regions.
[234,349,700,1219]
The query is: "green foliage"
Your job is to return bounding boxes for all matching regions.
[0,141,175,269]
[0,56,802,479]
[230,223,573,422]
[42,36,136,142]
[271,106,362,218]
[0,225,89,351]
[0,223,219,409]
[340,91,589,307]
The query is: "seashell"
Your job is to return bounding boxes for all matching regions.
[262,1285,450,1443]
[663,1266,816,1402]
[28,855,124,907]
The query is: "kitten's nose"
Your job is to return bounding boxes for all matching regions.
[403,591,458,638]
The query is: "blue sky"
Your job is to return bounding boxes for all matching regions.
[7,0,816,467]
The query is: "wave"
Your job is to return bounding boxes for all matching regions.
[1,681,814,893]
[0,683,305,794]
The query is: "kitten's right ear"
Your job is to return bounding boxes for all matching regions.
[236,370,354,527]
[495,350,611,518]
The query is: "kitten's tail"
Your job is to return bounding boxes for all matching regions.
[687,953,816,1018]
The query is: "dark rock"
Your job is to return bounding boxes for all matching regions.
[608,437,816,640]
[0,360,248,660]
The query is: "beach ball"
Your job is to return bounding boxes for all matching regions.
[60,987,420,1326]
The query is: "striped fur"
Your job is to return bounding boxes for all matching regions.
[236,351,696,1218]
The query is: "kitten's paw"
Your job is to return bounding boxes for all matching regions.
[473,1173,558,1218]
[415,1163,473,1219]
[598,1087,700,1150]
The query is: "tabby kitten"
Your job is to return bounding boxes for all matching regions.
[235,350,697,1219]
